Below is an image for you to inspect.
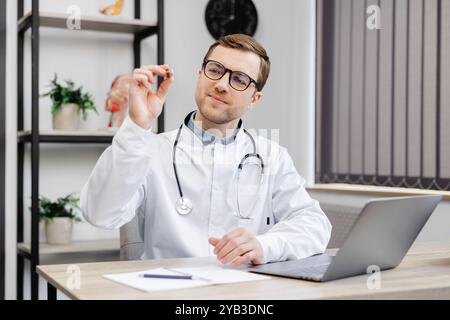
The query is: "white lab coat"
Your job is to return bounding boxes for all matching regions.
[81,115,332,263]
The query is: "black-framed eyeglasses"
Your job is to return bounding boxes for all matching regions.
[202,60,259,91]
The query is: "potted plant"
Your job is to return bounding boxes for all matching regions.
[41,74,98,130]
[35,193,82,245]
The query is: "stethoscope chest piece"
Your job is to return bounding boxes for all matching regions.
[176,197,193,215]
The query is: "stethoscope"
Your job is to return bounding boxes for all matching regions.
[173,112,264,218]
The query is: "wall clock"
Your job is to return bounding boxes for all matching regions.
[205,0,258,39]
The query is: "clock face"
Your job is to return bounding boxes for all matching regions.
[205,0,258,40]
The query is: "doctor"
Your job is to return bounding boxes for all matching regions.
[81,34,331,267]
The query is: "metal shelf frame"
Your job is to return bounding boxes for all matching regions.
[0,0,6,301]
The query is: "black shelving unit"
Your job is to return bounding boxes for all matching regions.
[16,0,164,300]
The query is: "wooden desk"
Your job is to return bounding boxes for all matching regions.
[37,242,450,300]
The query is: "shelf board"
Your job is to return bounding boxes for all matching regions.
[17,239,120,256]
[18,11,158,37]
[18,129,115,143]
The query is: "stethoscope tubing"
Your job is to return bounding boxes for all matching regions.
[172,113,264,216]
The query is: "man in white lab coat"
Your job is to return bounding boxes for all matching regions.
[81,34,332,267]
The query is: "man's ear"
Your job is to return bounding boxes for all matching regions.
[250,91,262,107]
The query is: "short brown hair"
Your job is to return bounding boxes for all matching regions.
[202,34,271,91]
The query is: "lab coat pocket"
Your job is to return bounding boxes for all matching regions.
[237,211,273,236]
[237,215,257,234]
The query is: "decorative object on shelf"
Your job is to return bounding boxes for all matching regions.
[99,0,125,16]
[204,0,258,40]
[41,74,98,130]
[105,74,134,128]
[34,193,82,245]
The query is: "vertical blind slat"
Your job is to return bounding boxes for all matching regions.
[441,0,450,177]
[350,0,365,174]
[420,0,425,179]
[332,0,341,174]
[436,0,441,180]
[390,0,397,177]
[364,0,379,175]
[315,0,323,176]
[393,0,408,177]
[422,0,437,178]
[407,0,423,177]
[337,0,352,173]
[378,0,394,176]
[362,0,368,176]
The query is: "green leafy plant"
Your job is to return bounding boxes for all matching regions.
[41,73,98,121]
[32,193,83,223]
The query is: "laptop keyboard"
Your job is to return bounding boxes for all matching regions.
[296,264,330,280]
[298,264,330,274]
[278,262,330,274]
[249,254,333,281]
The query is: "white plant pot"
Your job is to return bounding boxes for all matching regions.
[52,103,80,130]
[45,217,73,245]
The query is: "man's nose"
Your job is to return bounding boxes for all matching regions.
[213,71,231,93]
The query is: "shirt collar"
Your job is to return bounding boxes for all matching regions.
[186,111,241,145]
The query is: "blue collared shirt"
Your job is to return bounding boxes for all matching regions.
[186,111,239,145]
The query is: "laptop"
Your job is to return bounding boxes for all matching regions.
[248,195,442,282]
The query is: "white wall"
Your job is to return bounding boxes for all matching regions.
[163,0,316,183]
[5,0,317,299]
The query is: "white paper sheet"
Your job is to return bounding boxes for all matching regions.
[103,265,270,293]
[175,265,271,284]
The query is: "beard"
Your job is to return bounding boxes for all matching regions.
[197,100,240,125]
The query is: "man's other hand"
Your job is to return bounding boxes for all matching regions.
[208,227,263,267]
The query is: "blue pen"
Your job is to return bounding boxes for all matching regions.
[139,268,212,282]
[139,274,195,280]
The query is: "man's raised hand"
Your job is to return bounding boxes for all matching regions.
[129,64,174,129]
